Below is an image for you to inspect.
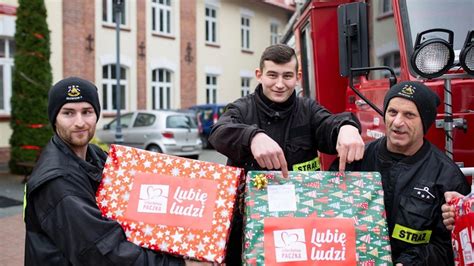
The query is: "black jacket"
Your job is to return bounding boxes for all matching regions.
[24,135,184,266]
[334,137,469,265]
[209,85,360,264]
[209,85,360,173]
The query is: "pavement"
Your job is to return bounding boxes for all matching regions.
[0,163,25,266]
[0,149,227,266]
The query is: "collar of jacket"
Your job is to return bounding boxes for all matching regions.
[27,135,104,196]
[379,136,430,165]
[255,84,296,120]
[52,134,103,182]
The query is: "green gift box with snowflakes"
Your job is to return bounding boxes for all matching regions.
[243,171,392,265]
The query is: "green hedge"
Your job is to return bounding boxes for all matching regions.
[9,0,52,174]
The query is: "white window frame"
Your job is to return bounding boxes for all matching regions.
[151,68,172,110]
[241,16,251,50]
[151,0,173,36]
[205,5,218,44]
[206,74,217,104]
[270,22,279,45]
[102,64,128,111]
[102,0,128,26]
[241,77,251,97]
[0,38,14,114]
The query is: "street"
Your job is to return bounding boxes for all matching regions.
[199,148,228,165]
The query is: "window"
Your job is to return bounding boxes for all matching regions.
[0,38,14,113]
[380,0,393,15]
[167,115,197,129]
[152,68,172,110]
[102,64,127,111]
[152,0,172,35]
[205,6,217,43]
[270,23,279,45]
[134,113,156,127]
[107,112,133,129]
[102,0,127,25]
[241,16,250,50]
[241,77,251,97]
[206,75,217,104]
[380,51,401,77]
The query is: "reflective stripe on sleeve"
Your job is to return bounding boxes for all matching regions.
[292,157,320,171]
[392,224,432,244]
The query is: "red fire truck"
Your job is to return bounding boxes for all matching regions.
[284,0,474,176]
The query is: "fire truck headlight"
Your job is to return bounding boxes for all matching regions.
[411,29,454,79]
[460,30,474,75]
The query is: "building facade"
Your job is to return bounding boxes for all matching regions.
[0,0,294,163]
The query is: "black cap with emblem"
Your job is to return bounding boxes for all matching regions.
[383,81,440,134]
[48,77,101,130]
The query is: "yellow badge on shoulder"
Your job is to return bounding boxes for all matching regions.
[292,157,320,171]
[392,224,432,244]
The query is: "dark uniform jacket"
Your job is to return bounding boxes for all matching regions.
[334,137,469,265]
[209,85,359,173]
[209,85,360,264]
[24,134,184,266]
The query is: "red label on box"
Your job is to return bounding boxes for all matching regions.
[264,217,356,265]
[125,173,218,230]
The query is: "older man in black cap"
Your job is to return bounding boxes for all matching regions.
[24,77,208,266]
[333,81,469,265]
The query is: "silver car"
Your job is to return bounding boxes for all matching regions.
[96,110,202,159]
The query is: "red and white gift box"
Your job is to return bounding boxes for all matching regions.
[96,145,242,263]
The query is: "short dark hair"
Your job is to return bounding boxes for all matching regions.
[259,44,298,72]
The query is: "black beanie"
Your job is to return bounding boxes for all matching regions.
[48,77,101,129]
[383,81,440,134]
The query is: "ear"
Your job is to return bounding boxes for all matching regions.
[297,70,302,82]
[255,68,263,82]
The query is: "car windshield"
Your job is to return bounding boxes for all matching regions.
[402,0,474,57]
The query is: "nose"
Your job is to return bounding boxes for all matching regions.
[392,113,405,127]
[275,76,284,89]
[75,113,86,127]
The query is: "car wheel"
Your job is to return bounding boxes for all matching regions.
[146,145,162,153]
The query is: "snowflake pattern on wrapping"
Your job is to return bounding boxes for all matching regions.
[96,145,242,263]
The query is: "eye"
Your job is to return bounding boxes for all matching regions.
[406,113,416,119]
[387,109,397,116]
[267,73,277,78]
[82,109,94,116]
[283,74,294,80]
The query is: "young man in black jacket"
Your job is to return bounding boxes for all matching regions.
[24,77,208,266]
[209,44,365,264]
[333,81,469,265]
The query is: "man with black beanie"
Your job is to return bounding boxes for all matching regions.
[24,77,207,265]
[332,81,469,265]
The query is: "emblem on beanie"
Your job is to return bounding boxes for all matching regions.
[398,84,416,98]
[66,85,83,100]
